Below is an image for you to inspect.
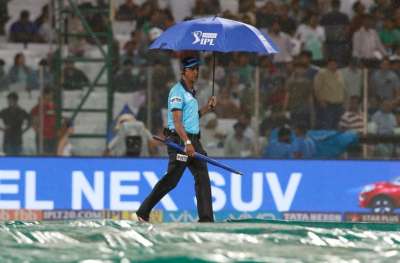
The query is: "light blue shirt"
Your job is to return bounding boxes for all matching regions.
[167,81,200,134]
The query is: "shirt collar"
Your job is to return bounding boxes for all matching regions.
[180,79,196,97]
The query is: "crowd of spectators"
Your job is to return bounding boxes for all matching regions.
[1,0,400,159]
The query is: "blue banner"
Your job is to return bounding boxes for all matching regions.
[0,157,399,214]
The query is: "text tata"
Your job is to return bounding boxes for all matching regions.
[0,171,301,211]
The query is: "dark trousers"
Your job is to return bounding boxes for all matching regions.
[315,103,343,130]
[137,133,214,222]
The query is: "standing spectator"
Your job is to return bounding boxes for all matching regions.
[314,58,345,129]
[370,58,400,101]
[224,122,253,157]
[295,13,326,62]
[267,19,294,64]
[340,57,363,105]
[215,87,241,118]
[256,1,278,30]
[116,0,139,21]
[299,50,319,80]
[9,10,40,43]
[57,118,74,156]
[352,15,387,61]
[121,40,146,66]
[278,4,297,36]
[348,1,366,36]
[7,53,32,91]
[0,0,10,35]
[320,0,350,66]
[284,60,313,128]
[63,61,89,90]
[31,88,57,155]
[0,59,8,90]
[371,100,397,158]
[379,18,400,55]
[0,92,31,156]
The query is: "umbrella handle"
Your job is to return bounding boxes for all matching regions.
[212,52,216,96]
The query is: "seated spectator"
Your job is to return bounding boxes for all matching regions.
[379,17,400,55]
[278,4,297,36]
[9,10,40,43]
[371,100,397,158]
[292,123,316,159]
[295,13,326,62]
[106,113,156,157]
[116,0,139,21]
[31,88,57,155]
[63,61,89,90]
[7,53,32,91]
[214,87,241,118]
[28,59,54,91]
[267,19,294,64]
[224,122,253,157]
[0,92,31,156]
[236,54,254,86]
[67,14,87,56]
[121,40,146,66]
[313,58,345,129]
[353,15,387,61]
[35,5,52,42]
[370,58,400,101]
[256,1,278,29]
[113,60,144,93]
[263,126,293,159]
[200,112,225,156]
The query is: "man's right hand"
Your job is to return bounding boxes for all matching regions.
[185,144,195,157]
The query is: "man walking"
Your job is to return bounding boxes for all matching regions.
[0,92,31,155]
[136,57,217,222]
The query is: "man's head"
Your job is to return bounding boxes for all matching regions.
[348,95,361,112]
[7,92,18,107]
[20,10,30,21]
[181,57,200,82]
[326,58,337,72]
[42,87,53,102]
[233,122,246,138]
[331,0,341,10]
[300,51,312,66]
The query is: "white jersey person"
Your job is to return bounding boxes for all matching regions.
[107,113,155,157]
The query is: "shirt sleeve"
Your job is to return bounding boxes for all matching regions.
[169,88,184,111]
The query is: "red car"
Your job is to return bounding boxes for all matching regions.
[359,177,400,213]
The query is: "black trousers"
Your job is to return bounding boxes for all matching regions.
[137,133,214,222]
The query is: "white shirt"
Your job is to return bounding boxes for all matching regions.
[352,27,386,59]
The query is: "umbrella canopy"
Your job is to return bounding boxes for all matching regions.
[149,16,279,54]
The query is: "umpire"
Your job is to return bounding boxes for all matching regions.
[136,57,217,222]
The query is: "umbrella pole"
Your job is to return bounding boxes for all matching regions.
[212,52,216,96]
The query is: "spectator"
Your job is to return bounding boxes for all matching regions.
[339,95,364,134]
[314,58,345,129]
[200,112,224,157]
[192,0,220,16]
[67,14,87,56]
[371,100,397,157]
[320,0,351,66]
[121,40,146,66]
[370,58,400,101]
[284,60,313,128]
[379,17,400,55]
[348,1,366,36]
[196,67,220,107]
[263,126,293,159]
[116,0,139,21]
[63,61,89,90]
[30,88,57,155]
[267,19,294,64]
[278,4,297,36]
[295,13,326,62]
[106,113,156,157]
[340,57,363,105]
[299,50,319,80]
[256,1,278,29]
[215,87,241,118]
[35,5,53,42]
[9,10,40,43]
[292,123,316,159]
[57,118,74,156]
[7,53,32,91]
[0,92,31,155]
[28,59,54,91]
[0,0,10,35]
[224,122,253,157]
[0,59,8,90]
[352,15,387,61]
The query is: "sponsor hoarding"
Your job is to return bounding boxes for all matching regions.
[1,157,400,215]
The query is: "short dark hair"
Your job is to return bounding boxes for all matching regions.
[331,0,340,9]
[278,126,291,138]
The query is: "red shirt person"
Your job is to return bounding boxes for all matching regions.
[31,88,57,155]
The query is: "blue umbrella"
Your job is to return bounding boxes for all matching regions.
[149,16,279,94]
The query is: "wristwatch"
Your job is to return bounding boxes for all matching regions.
[185,140,192,145]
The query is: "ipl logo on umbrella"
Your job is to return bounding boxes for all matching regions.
[192,31,218,46]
